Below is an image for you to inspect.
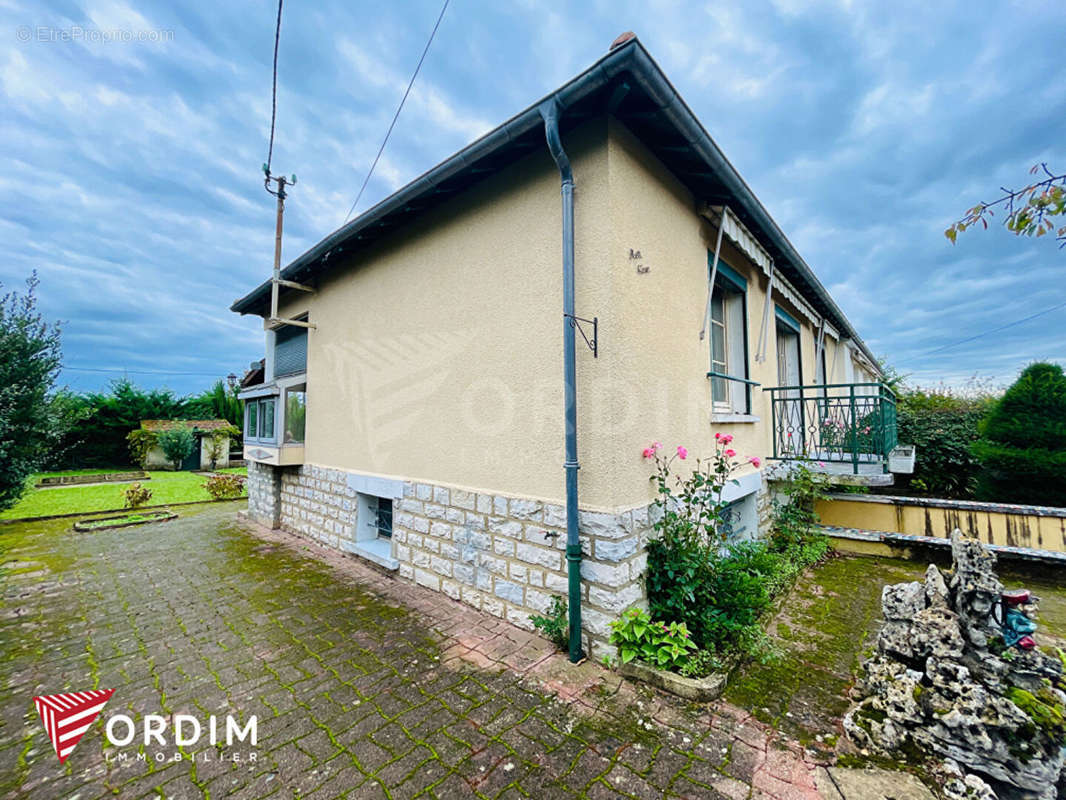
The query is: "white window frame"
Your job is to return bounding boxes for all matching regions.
[708,261,751,415]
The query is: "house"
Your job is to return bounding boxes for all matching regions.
[230,35,895,660]
[139,419,235,471]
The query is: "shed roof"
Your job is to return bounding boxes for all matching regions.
[230,35,879,369]
[140,419,233,433]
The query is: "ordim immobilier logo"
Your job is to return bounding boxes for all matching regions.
[34,689,259,766]
[33,690,115,763]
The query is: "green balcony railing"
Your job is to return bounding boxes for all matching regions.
[767,382,898,474]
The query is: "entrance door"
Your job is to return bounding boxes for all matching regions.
[181,439,201,471]
[776,323,803,455]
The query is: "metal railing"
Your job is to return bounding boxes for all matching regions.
[767,382,897,473]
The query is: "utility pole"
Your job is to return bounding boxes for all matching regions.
[264,168,314,328]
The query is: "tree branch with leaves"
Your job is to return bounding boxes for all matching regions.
[946,163,1066,247]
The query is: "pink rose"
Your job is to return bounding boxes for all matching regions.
[715,432,721,440]
[749,457,761,468]
[653,441,663,452]
[725,448,736,458]
[721,434,734,445]
[642,448,654,459]
[677,446,688,460]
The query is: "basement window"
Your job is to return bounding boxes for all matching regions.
[374,498,393,539]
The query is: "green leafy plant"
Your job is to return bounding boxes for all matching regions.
[202,472,246,500]
[125,429,158,469]
[204,424,240,471]
[0,274,65,512]
[972,362,1066,506]
[946,163,1066,247]
[679,649,720,679]
[529,595,568,651]
[123,482,153,509]
[890,385,995,499]
[644,447,826,664]
[609,607,697,671]
[157,425,196,471]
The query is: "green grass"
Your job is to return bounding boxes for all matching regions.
[1,469,248,520]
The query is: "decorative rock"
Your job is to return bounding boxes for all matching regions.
[845,529,1066,800]
[924,564,950,608]
[882,580,926,621]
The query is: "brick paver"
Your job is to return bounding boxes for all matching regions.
[0,504,824,799]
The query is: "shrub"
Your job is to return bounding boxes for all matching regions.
[0,274,64,512]
[973,363,1066,506]
[126,429,157,469]
[529,595,568,651]
[609,607,697,671]
[157,425,196,471]
[891,387,994,499]
[645,451,829,663]
[202,473,246,500]
[123,482,153,509]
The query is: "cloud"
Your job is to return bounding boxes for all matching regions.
[0,0,1063,396]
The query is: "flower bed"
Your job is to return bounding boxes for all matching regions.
[36,471,148,488]
[73,510,177,532]
[608,438,831,700]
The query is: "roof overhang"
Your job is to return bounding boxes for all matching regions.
[230,37,879,370]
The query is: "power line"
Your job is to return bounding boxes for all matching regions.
[265,0,284,175]
[342,0,450,224]
[917,300,1066,358]
[63,366,226,377]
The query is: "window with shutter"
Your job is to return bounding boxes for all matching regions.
[708,260,750,415]
[274,325,307,377]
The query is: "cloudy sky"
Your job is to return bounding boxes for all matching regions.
[2,0,1064,396]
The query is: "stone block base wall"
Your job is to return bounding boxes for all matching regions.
[247,461,282,529]
[247,462,772,660]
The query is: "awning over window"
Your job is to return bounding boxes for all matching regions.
[704,205,773,277]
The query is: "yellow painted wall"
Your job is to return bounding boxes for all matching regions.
[272,118,613,507]
[817,496,1066,552]
[596,118,853,508]
[261,114,874,511]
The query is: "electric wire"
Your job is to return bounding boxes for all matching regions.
[342,0,450,224]
[265,0,283,176]
[919,300,1066,357]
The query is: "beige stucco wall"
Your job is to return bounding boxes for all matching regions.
[145,435,230,470]
[594,118,863,508]
[276,118,614,507]
[262,114,874,511]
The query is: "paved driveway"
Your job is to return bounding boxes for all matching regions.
[0,504,822,800]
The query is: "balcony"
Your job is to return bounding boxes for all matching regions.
[767,383,898,480]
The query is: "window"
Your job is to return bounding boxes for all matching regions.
[718,492,756,542]
[259,398,276,440]
[245,397,278,443]
[274,324,307,377]
[708,259,749,414]
[374,498,393,539]
[284,386,306,444]
[246,402,258,439]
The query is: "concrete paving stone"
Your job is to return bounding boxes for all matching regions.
[1,504,908,800]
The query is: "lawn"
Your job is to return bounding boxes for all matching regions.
[0,469,248,520]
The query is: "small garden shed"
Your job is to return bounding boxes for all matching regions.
[139,419,234,471]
